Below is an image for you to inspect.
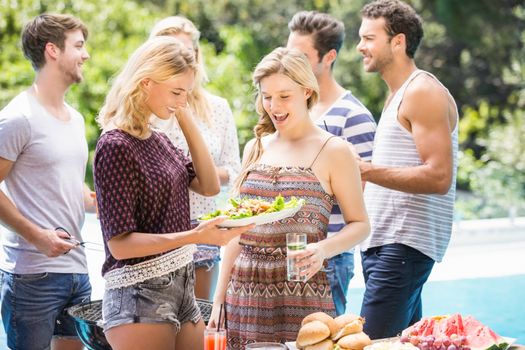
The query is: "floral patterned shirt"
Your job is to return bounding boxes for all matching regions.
[93,129,195,274]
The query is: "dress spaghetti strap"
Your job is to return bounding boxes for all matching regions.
[309,136,336,168]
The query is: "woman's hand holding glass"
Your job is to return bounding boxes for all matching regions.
[290,242,327,282]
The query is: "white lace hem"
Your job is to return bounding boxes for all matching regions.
[103,244,196,290]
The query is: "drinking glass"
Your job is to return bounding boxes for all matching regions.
[286,232,307,282]
[204,328,227,350]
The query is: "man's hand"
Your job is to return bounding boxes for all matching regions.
[357,159,372,182]
[31,228,79,257]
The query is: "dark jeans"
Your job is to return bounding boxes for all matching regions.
[360,243,435,339]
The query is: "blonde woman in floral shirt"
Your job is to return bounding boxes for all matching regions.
[150,16,241,301]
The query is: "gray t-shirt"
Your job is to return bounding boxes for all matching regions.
[0,91,88,274]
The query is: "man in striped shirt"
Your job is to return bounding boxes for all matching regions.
[287,11,377,316]
[356,0,458,339]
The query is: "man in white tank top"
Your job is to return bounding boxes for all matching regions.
[356,0,459,339]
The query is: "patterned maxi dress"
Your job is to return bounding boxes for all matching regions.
[225,164,336,349]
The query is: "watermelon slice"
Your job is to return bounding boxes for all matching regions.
[403,317,436,337]
[400,314,508,350]
[462,316,505,350]
[435,314,465,338]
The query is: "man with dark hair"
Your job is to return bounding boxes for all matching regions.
[287,11,376,316]
[356,0,458,339]
[0,13,94,350]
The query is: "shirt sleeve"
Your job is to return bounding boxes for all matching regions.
[184,156,196,185]
[93,137,139,241]
[0,113,31,162]
[342,109,377,162]
[214,98,241,189]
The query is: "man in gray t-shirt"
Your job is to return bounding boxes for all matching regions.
[0,14,95,350]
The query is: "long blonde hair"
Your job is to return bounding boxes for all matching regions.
[97,36,196,139]
[150,16,212,125]
[232,47,320,193]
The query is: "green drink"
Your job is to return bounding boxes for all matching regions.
[287,242,306,251]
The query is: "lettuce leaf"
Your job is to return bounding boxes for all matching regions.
[271,194,285,211]
[199,194,305,221]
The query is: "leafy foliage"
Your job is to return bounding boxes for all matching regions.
[1,0,524,218]
[0,0,157,184]
[457,108,525,219]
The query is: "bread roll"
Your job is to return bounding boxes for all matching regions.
[334,314,362,328]
[296,320,331,347]
[305,338,334,350]
[337,332,372,350]
[332,319,364,340]
[302,312,338,337]
[332,314,364,337]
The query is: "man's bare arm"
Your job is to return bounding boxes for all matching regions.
[360,75,455,195]
[0,157,76,256]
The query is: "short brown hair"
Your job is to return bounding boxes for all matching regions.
[22,13,88,70]
[361,0,423,58]
[288,11,345,62]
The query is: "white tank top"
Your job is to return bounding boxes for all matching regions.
[360,70,458,262]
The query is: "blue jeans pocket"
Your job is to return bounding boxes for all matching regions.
[138,275,172,290]
[103,288,123,319]
[14,272,48,282]
[374,245,409,266]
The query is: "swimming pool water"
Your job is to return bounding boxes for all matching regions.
[346,274,525,344]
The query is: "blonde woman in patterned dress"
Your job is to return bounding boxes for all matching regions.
[93,37,253,350]
[208,47,370,349]
[149,16,242,301]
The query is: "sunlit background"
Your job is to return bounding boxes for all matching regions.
[1,0,524,347]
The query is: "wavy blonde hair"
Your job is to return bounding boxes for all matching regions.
[150,16,212,125]
[97,36,196,139]
[232,47,319,193]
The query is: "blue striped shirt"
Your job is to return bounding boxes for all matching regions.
[316,91,376,239]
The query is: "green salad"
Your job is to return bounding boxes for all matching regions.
[199,194,304,220]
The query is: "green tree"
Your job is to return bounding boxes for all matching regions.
[1,0,524,218]
[0,0,158,185]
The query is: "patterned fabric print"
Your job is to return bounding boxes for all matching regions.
[225,164,336,349]
[93,129,196,275]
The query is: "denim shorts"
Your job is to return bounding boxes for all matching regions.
[0,270,91,350]
[102,262,201,333]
